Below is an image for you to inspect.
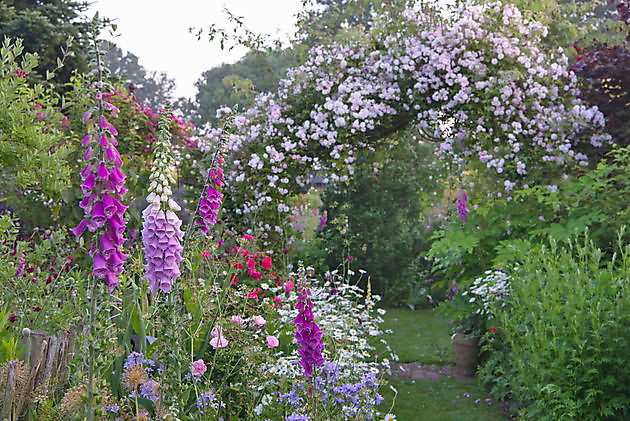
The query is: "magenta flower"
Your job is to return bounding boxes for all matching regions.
[71,99,127,291]
[294,289,325,376]
[198,155,225,234]
[456,192,469,222]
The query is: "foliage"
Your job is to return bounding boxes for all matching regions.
[479,234,630,420]
[0,38,72,210]
[317,132,443,305]
[190,49,296,125]
[0,0,92,87]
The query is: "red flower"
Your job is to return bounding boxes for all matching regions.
[489,327,498,334]
[262,256,272,270]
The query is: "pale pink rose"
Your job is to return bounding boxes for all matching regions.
[266,335,279,348]
[191,359,207,377]
[251,315,266,326]
[231,315,245,324]
[210,335,229,349]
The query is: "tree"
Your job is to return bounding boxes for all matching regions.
[192,49,295,125]
[0,0,92,87]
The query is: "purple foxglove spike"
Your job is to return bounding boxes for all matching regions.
[109,134,118,146]
[82,110,92,123]
[99,135,108,147]
[70,219,89,239]
[97,164,109,180]
[81,134,92,146]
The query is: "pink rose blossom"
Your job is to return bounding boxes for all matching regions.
[191,359,207,377]
[252,315,266,326]
[266,335,279,348]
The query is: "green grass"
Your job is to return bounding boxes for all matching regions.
[381,308,454,364]
[381,308,507,420]
[381,377,507,421]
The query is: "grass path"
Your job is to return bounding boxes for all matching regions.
[379,309,507,421]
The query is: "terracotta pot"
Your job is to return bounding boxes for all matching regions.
[453,333,480,377]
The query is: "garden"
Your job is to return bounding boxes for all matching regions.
[0,0,629,420]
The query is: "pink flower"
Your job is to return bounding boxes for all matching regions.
[252,315,266,326]
[202,251,210,258]
[242,234,254,240]
[211,325,224,337]
[273,296,282,303]
[266,335,279,348]
[191,359,207,377]
[261,255,272,270]
[284,280,295,294]
[231,315,244,324]
[210,335,229,349]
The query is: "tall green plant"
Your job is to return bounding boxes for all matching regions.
[482,233,630,420]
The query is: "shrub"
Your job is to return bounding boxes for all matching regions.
[481,234,630,420]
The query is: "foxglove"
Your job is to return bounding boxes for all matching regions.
[294,288,325,376]
[198,155,225,234]
[71,95,127,292]
[141,111,184,294]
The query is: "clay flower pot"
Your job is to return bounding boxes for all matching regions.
[453,333,480,377]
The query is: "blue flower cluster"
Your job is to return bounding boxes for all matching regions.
[277,362,384,420]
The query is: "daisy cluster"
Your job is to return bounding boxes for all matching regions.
[463,270,511,315]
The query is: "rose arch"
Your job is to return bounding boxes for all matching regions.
[207,1,609,246]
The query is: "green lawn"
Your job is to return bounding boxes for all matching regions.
[381,308,454,364]
[381,308,507,421]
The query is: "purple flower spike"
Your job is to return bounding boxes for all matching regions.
[71,98,127,291]
[294,288,325,376]
[197,155,225,234]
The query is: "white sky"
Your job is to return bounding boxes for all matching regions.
[87,1,303,99]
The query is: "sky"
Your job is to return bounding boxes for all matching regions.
[86,1,304,99]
